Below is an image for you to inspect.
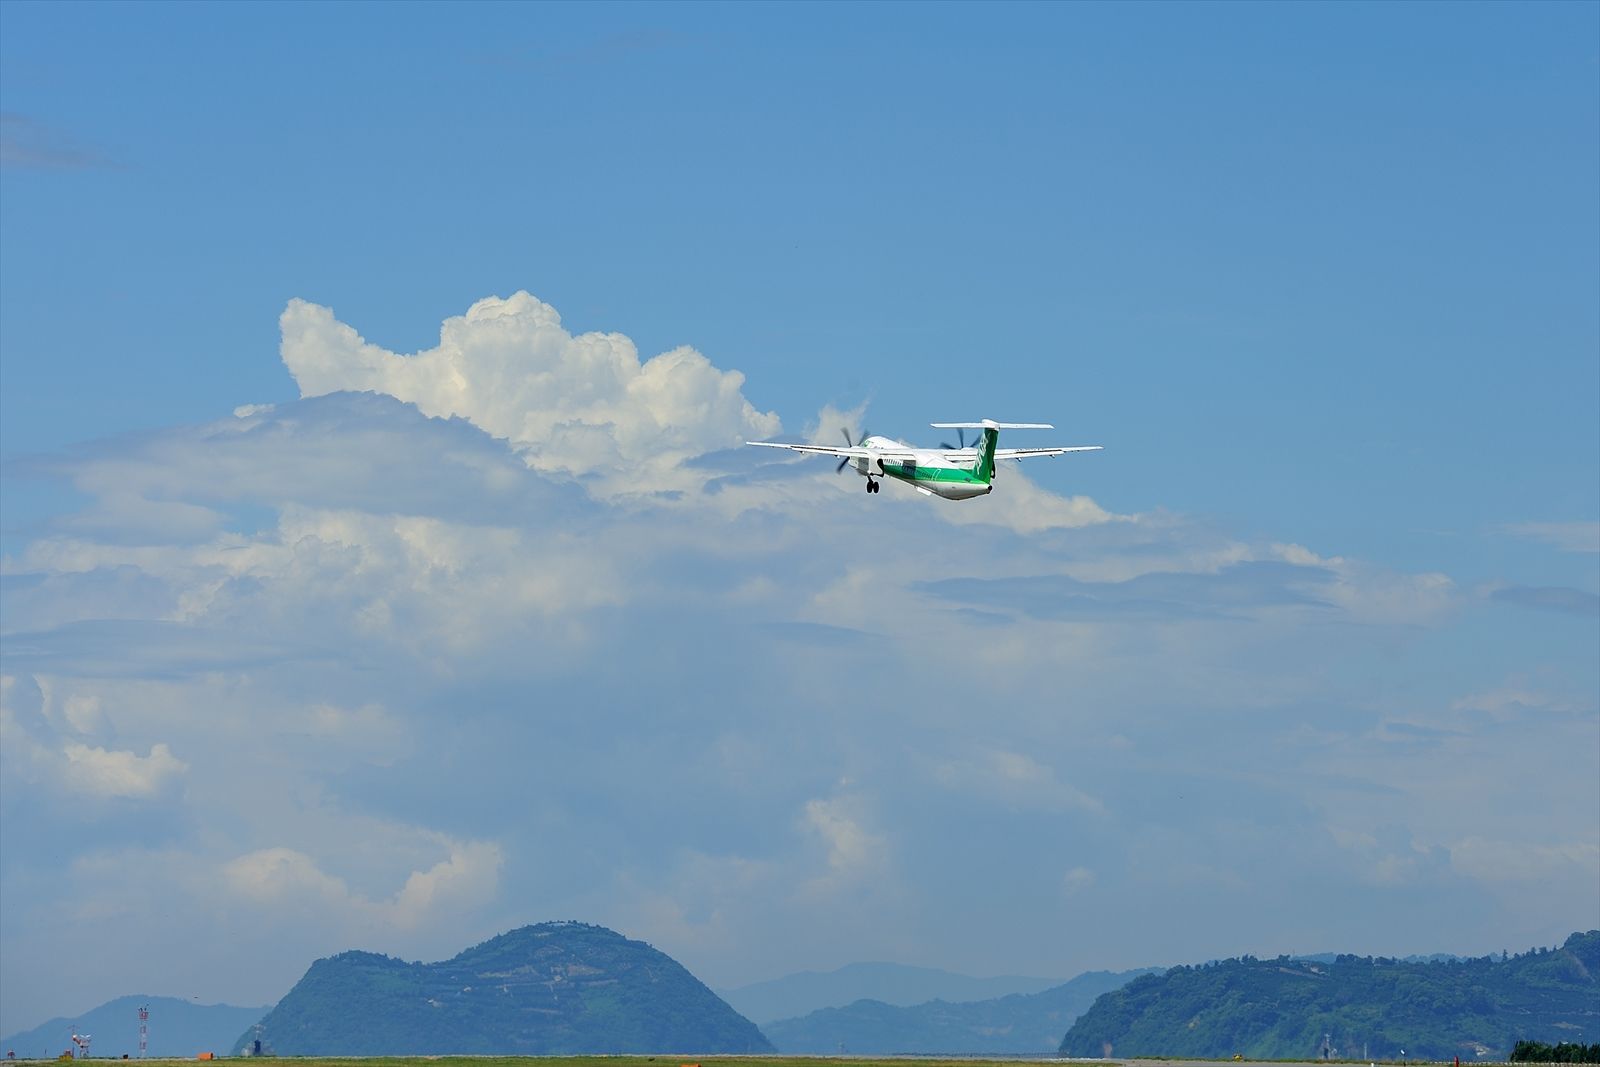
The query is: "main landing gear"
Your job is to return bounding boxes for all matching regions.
[865,479,880,494]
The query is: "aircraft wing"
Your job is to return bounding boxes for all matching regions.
[745,441,921,462]
[994,446,1103,459]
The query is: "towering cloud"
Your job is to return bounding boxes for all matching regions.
[280,293,780,494]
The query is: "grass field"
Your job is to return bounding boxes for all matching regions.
[3,1057,1489,1067]
[11,1060,1052,1067]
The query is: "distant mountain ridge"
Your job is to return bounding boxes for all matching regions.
[763,967,1158,1054]
[719,961,1063,1024]
[237,921,771,1055]
[1061,930,1600,1061]
[1,996,268,1060]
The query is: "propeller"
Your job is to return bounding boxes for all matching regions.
[940,427,971,451]
[836,427,869,473]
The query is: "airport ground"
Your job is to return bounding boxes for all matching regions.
[0,1057,1534,1067]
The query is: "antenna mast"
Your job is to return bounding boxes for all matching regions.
[138,1007,148,1059]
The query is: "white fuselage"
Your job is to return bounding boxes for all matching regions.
[852,436,994,500]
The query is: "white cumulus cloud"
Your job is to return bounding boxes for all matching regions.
[1449,836,1600,886]
[280,292,780,495]
[932,748,1105,815]
[801,795,886,888]
[224,836,503,930]
[1504,521,1600,554]
[61,742,187,798]
[1062,866,1096,896]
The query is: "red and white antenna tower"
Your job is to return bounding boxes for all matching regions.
[138,1007,148,1059]
[70,1031,91,1060]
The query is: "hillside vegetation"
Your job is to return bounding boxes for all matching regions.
[235,922,771,1055]
[1512,1040,1600,1062]
[1060,930,1599,1061]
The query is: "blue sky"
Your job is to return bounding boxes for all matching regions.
[2,0,1596,1037]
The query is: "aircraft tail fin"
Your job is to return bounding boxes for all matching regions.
[976,425,999,482]
[930,420,1053,483]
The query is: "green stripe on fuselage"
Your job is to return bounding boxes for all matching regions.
[879,427,998,490]
[880,463,986,485]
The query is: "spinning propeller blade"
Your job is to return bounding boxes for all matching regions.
[836,427,868,474]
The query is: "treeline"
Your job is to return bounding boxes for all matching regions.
[1060,930,1599,1061]
[1511,1040,1600,1063]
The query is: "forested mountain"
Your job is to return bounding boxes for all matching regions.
[234,922,771,1055]
[2,996,268,1060]
[719,962,1062,1025]
[764,968,1155,1054]
[1061,930,1600,1061]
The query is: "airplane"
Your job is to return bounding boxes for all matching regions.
[746,419,1100,500]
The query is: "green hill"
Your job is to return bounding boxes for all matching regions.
[1060,930,1600,1061]
[233,921,772,1055]
[764,968,1155,1054]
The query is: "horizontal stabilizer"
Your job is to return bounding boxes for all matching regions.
[931,421,1054,430]
[996,445,1102,459]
